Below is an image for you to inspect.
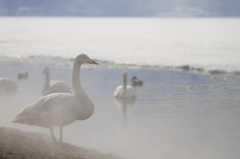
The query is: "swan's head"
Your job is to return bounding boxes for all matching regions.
[75,54,99,65]
[42,67,49,74]
[122,71,127,81]
[132,76,137,80]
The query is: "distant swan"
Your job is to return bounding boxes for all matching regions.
[12,54,99,143]
[114,71,136,98]
[131,76,143,87]
[18,72,28,79]
[42,67,70,96]
[0,78,18,93]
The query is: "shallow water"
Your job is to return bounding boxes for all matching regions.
[1,63,240,159]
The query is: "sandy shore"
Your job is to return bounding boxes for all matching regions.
[0,127,125,159]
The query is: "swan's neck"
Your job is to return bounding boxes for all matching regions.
[44,71,50,88]
[72,62,94,120]
[123,78,127,90]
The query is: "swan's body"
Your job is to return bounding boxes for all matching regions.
[12,54,99,142]
[42,67,70,96]
[0,78,17,92]
[131,76,143,87]
[114,71,136,98]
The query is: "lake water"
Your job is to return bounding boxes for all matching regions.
[1,17,240,71]
[0,17,240,159]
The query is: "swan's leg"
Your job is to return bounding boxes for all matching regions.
[59,126,63,143]
[49,127,56,142]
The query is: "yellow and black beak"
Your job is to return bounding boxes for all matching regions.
[123,74,127,80]
[87,57,99,65]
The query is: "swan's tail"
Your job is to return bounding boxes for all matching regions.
[11,115,38,126]
[11,110,32,124]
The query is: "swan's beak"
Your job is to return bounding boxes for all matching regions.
[123,74,127,82]
[87,58,99,65]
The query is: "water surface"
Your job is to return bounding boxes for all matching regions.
[0,63,240,159]
[1,17,240,71]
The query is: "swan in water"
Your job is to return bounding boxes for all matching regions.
[18,72,28,79]
[114,71,136,98]
[0,78,18,94]
[42,67,70,96]
[12,54,99,143]
[131,76,143,87]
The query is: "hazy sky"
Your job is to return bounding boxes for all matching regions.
[0,0,240,17]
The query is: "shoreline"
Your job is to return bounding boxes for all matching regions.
[0,127,125,159]
[0,55,239,76]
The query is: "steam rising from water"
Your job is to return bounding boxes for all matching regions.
[1,17,240,159]
[1,61,240,159]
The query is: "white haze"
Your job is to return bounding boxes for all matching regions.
[0,18,240,159]
[1,17,240,71]
[1,64,240,159]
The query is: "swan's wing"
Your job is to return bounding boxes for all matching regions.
[12,93,81,127]
[50,80,70,93]
[114,86,123,97]
[127,85,136,98]
[114,85,136,98]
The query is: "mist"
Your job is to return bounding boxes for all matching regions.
[1,57,240,159]
[0,10,240,158]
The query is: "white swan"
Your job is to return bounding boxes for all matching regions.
[0,78,18,93]
[12,54,99,143]
[42,67,70,96]
[114,71,136,98]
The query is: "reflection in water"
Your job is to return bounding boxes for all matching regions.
[114,97,136,126]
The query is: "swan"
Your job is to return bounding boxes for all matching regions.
[114,71,136,98]
[42,67,70,96]
[18,72,28,79]
[12,54,99,143]
[131,76,143,87]
[0,78,18,93]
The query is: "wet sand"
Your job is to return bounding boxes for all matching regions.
[0,127,125,159]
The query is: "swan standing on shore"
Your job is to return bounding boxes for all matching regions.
[114,71,136,98]
[12,54,99,143]
[42,67,70,96]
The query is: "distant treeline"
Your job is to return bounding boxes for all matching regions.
[0,0,240,17]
